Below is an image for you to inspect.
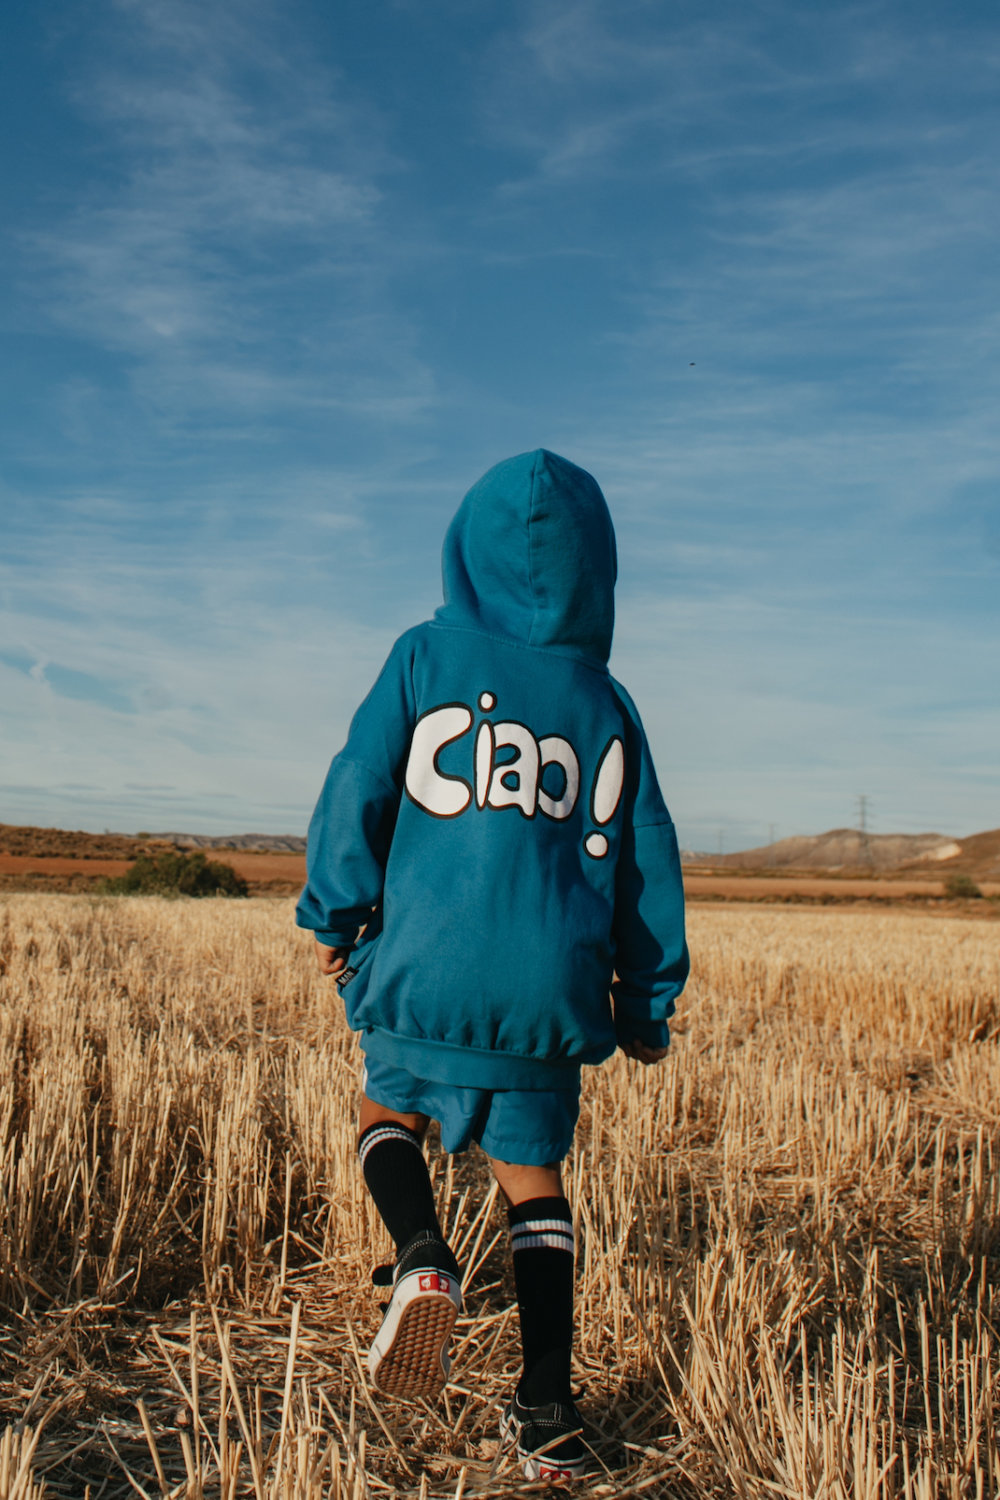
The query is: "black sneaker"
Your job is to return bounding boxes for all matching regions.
[500,1388,589,1482]
[367,1231,463,1401]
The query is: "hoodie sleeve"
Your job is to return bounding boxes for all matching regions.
[295,633,417,946]
[610,684,690,1050]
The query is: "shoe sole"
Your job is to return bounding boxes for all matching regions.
[368,1270,461,1402]
[499,1407,588,1482]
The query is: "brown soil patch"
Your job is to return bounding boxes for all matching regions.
[0,842,306,895]
[686,873,942,899]
[685,872,1000,909]
[219,850,306,883]
[0,854,132,879]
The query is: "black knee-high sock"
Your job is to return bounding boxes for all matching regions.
[358,1122,442,1255]
[509,1195,575,1406]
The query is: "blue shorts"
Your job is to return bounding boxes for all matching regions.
[361,1055,580,1165]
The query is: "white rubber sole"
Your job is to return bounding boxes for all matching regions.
[368,1268,462,1401]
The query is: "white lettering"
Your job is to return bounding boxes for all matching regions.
[537,736,580,820]
[487,722,539,817]
[405,705,473,817]
[404,696,624,853]
[474,720,494,810]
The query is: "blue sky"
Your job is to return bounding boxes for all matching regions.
[2,0,998,851]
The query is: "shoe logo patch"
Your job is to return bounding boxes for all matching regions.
[419,1273,450,1293]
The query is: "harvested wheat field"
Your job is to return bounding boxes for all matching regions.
[0,896,998,1498]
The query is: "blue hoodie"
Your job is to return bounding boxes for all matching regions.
[296,450,688,1090]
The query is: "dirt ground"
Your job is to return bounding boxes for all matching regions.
[2,844,998,910]
[0,849,307,894]
[685,871,1000,902]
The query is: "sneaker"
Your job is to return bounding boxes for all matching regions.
[500,1388,589,1482]
[367,1231,463,1401]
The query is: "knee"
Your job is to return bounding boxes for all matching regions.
[357,1097,430,1149]
[489,1157,564,1206]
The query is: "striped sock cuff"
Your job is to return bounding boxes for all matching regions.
[511,1220,576,1254]
[509,1196,575,1256]
[357,1122,423,1170]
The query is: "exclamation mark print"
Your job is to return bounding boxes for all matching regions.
[585,737,624,858]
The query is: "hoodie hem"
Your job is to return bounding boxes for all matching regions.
[360,1028,606,1091]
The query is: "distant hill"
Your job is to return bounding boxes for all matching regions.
[0,824,147,859]
[929,828,1000,881]
[0,824,306,895]
[705,829,956,872]
[149,832,307,853]
[0,825,306,856]
[3,821,999,886]
[685,827,1000,880]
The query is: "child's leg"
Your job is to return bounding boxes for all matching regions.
[357,1096,444,1255]
[359,1094,462,1400]
[490,1157,575,1406]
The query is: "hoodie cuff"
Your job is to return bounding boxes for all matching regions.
[614,1013,671,1050]
[312,928,358,949]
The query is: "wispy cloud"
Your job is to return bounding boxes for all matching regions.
[482,1,1000,199]
[479,2,809,192]
[0,501,399,831]
[23,0,432,435]
[3,0,998,844]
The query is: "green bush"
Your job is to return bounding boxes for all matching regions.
[102,850,248,898]
[944,873,982,899]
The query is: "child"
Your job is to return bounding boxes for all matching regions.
[297,450,688,1481]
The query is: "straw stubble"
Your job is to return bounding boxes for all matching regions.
[0,894,997,1496]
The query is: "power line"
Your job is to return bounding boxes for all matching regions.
[856,795,874,868]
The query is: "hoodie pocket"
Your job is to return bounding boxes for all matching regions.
[335,926,383,1025]
[335,930,380,987]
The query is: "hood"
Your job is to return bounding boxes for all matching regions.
[435,449,617,663]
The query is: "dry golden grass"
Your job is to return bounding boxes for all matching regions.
[0,895,998,1498]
